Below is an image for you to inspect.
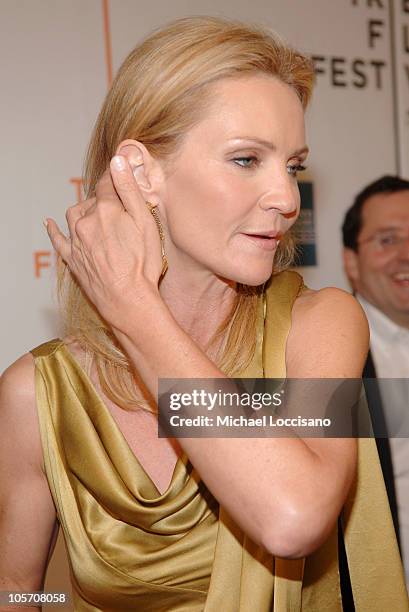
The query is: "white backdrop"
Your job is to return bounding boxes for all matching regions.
[1,0,408,371]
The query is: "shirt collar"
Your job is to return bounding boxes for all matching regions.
[356,294,409,341]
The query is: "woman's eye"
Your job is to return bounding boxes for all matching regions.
[233,156,259,168]
[287,164,307,177]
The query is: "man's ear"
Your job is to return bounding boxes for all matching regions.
[343,247,360,285]
[115,139,163,204]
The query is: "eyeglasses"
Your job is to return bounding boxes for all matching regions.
[358,231,409,252]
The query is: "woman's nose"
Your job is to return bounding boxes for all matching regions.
[258,176,299,217]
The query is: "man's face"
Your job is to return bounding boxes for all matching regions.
[344,190,409,326]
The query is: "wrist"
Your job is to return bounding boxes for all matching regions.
[111,282,167,342]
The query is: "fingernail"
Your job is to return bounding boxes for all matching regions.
[112,155,126,171]
[43,218,49,231]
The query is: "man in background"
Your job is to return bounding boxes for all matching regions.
[342,175,409,588]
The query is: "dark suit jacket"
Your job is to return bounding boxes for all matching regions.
[337,350,401,611]
[363,350,401,548]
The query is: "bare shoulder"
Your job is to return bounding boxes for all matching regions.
[0,354,58,590]
[0,353,34,393]
[1,336,91,416]
[293,286,368,328]
[287,286,369,377]
[0,352,43,472]
[1,352,36,410]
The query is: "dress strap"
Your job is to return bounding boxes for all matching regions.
[263,270,304,379]
[30,338,63,359]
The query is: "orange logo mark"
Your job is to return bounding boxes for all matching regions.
[34,251,53,278]
[102,0,113,87]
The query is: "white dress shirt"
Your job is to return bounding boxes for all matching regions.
[357,294,409,588]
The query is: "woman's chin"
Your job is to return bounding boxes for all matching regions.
[227,265,274,287]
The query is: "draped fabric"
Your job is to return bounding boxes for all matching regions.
[31,271,408,611]
[32,343,218,611]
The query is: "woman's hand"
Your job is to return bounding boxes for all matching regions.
[46,155,165,333]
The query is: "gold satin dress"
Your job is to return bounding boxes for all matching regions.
[31,271,408,611]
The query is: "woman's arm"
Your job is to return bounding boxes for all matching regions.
[0,355,58,611]
[108,285,367,559]
[47,157,369,558]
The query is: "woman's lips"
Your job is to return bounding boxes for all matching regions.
[241,233,279,251]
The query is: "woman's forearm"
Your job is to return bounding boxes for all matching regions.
[113,286,353,558]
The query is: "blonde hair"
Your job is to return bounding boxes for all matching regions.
[58,16,314,410]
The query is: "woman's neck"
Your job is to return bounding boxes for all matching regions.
[158,269,237,350]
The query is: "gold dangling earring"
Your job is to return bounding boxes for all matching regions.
[146,202,168,277]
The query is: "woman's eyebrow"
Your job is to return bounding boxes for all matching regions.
[227,136,309,156]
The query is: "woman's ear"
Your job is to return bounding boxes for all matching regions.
[115,139,163,203]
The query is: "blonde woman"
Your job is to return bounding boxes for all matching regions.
[1,16,406,611]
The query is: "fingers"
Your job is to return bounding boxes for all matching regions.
[50,154,149,267]
[109,155,147,220]
[49,198,96,262]
[94,167,121,206]
[93,157,148,224]
[46,218,71,261]
[65,198,96,244]
[81,198,97,216]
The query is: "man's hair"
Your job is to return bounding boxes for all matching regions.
[342,175,409,251]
